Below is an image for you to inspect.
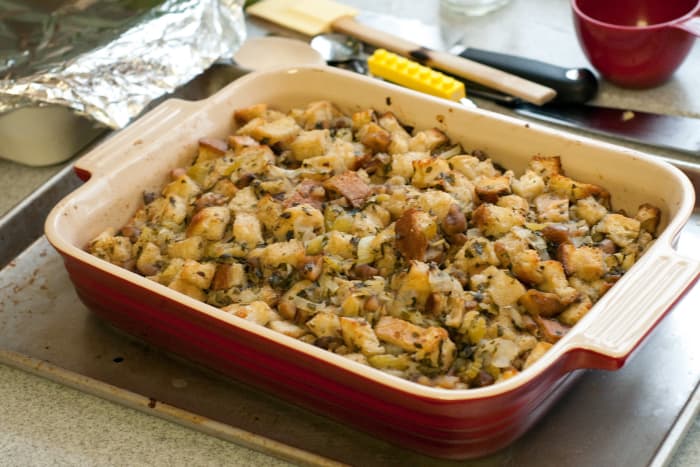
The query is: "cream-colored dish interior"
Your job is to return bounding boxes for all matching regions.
[45,66,696,398]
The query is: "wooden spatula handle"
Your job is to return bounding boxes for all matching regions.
[331,16,556,105]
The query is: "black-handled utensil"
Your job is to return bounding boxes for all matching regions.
[457,47,598,104]
[311,33,598,105]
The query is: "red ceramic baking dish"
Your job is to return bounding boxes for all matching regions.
[45,66,700,459]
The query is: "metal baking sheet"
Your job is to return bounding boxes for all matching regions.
[1,165,699,466]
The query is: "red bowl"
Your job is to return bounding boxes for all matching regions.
[572,0,700,88]
[45,66,700,459]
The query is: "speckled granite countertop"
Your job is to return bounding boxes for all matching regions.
[1,0,699,465]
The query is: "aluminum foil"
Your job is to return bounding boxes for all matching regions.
[0,0,246,128]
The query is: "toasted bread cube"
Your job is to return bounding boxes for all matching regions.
[560,244,606,281]
[409,128,448,152]
[290,129,331,160]
[255,195,283,233]
[575,196,608,226]
[534,193,569,223]
[186,159,221,191]
[358,122,391,153]
[301,139,356,174]
[569,276,614,302]
[519,289,565,317]
[387,131,411,155]
[152,195,188,228]
[443,171,476,208]
[374,316,434,352]
[233,103,268,125]
[340,317,385,356]
[539,260,579,304]
[548,173,609,202]
[177,259,216,289]
[374,316,456,370]
[168,236,204,260]
[417,327,457,370]
[88,230,133,267]
[448,155,480,180]
[523,341,552,368]
[452,237,499,275]
[195,138,228,163]
[449,155,499,180]
[378,111,410,137]
[475,175,512,203]
[210,179,237,199]
[268,319,306,338]
[307,311,342,338]
[302,100,341,130]
[512,169,545,200]
[389,151,428,178]
[274,204,325,242]
[168,277,206,301]
[186,206,230,241]
[211,263,246,290]
[228,186,258,213]
[223,300,276,326]
[415,190,458,223]
[395,260,432,309]
[155,257,184,285]
[323,231,356,259]
[528,155,562,180]
[596,213,641,248]
[635,203,661,234]
[351,109,375,131]
[232,212,263,248]
[559,297,592,326]
[395,209,437,261]
[512,249,543,284]
[227,145,275,184]
[493,232,529,268]
[136,242,163,276]
[411,158,451,189]
[259,239,306,269]
[472,204,526,238]
[162,174,201,201]
[482,266,526,307]
[496,194,528,215]
[249,116,300,145]
[227,135,259,152]
[235,116,266,138]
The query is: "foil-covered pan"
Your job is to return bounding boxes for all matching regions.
[0,0,245,165]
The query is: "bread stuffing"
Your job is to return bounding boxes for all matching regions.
[87,101,660,389]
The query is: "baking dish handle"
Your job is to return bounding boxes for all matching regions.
[73,98,197,180]
[567,243,700,370]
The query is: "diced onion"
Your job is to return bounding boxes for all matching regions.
[356,235,375,265]
[491,338,520,368]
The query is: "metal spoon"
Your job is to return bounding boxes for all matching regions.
[310,33,368,74]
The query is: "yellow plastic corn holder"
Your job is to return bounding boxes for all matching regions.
[367,49,466,101]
